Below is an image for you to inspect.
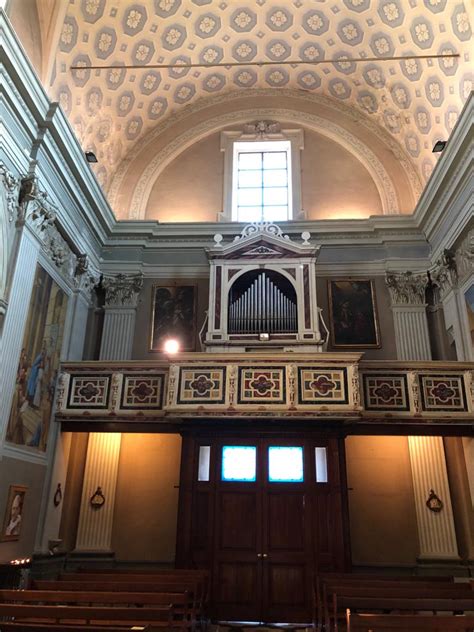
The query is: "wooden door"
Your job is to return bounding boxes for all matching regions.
[260,440,313,622]
[176,433,348,623]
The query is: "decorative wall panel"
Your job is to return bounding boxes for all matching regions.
[363,373,410,411]
[120,373,165,409]
[67,374,112,409]
[177,366,226,405]
[419,374,467,412]
[298,367,348,405]
[237,366,286,404]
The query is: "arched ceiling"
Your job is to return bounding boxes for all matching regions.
[14,1,474,214]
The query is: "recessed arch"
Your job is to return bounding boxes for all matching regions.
[126,108,401,220]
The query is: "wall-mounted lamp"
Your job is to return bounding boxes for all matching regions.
[164,339,180,354]
[85,151,98,163]
[432,140,447,153]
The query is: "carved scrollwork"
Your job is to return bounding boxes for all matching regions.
[233,221,290,243]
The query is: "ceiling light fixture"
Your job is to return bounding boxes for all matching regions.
[432,141,447,153]
[85,151,98,163]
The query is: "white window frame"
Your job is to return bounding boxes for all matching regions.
[220,127,304,223]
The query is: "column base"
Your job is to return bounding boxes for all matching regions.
[66,550,116,571]
[415,556,468,577]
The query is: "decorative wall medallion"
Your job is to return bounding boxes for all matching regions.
[238,367,286,404]
[53,483,63,507]
[363,374,410,411]
[419,374,467,412]
[177,366,226,404]
[67,375,112,409]
[426,489,443,513]
[120,373,165,409]
[298,367,348,405]
[90,486,105,509]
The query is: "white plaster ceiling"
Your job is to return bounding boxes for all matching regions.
[49,0,473,206]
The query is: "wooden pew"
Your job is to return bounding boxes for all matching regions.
[316,576,472,631]
[0,603,180,626]
[314,575,465,631]
[346,609,474,631]
[330,594,474,632]
[0,624,147,632]
[31,580,206,628]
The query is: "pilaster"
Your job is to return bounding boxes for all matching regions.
[73,273,142,554]
[74,433,122,552]
[385,270,460,563]
[385,271,431,361]
[99,273,143,361]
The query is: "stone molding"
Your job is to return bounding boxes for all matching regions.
[385,271,428,306]
[102,273,143,308]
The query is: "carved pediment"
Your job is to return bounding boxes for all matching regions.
[208,222,318,261]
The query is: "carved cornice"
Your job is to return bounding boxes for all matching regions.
[0,161,20,222]
[102,273,143,308]
[385,271,428,306]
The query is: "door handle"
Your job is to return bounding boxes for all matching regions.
[257,553,262,558]
[262,553,268,558]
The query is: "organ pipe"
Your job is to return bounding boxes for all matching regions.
[228,272,297,334]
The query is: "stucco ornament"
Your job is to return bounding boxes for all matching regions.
[385,271,428,305]
[0,161,19,222]
[102,273,144,308]
[233,221,290,243]
[431,249,458,299]
[242,120,281,137]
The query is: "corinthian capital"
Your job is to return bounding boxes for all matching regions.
[431,249,458,299]
[102,273,143,308]
[385,271,428,306]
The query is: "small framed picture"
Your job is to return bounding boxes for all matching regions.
[1,485,27,542]
[328,279,381,348]
[150,284,197,352]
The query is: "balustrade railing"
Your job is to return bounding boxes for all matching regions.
[55,354,473,425]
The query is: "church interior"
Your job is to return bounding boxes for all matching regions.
[0,0,473,628]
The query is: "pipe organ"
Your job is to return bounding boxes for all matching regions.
[205,222,326,352]
[228,271,297,334]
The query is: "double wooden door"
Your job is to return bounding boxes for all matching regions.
[176,434,348,623]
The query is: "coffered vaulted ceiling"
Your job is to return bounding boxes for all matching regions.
[15,0,474,214]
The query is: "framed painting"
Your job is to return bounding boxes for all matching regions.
[6,265,69,452]
[1,485,27,542]
[328,279,380,348]
[150,284,196,352]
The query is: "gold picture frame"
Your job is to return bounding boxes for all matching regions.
[149,284,197,352]
[328,279,381,348]
[1,485,27,542]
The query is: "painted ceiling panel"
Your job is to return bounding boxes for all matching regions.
[49,0,472,204]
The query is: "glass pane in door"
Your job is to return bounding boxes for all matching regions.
[222,445,257,482]
[268,446,304,482]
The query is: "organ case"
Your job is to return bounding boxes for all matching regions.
[205,223,327,351]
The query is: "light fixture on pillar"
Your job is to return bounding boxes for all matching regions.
[164,339,180,354]
[85,151,98,163]
[432,140,447,153]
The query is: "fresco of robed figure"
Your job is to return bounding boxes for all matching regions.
[6,265,68,452]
